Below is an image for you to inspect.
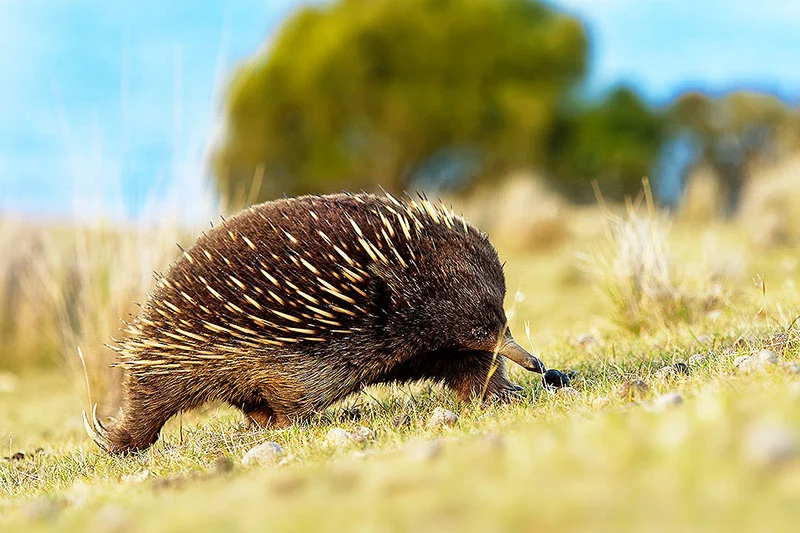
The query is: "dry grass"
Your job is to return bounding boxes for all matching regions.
[452,173,571,251]
[579,185,744,333]
[738,154,800,247]
[0,219,206,410]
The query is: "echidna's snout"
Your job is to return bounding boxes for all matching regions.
[496,332,546,373]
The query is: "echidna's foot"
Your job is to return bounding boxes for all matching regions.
[483,381,526,404]
[446,352,524,404]
[83,405,165,454]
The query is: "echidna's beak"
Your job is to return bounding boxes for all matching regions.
[497,334,546,373]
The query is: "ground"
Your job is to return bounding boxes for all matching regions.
[1,212,800,532]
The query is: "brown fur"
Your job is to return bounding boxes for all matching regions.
[91,193,543,453]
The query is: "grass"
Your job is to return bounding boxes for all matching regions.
[2,200,800,532]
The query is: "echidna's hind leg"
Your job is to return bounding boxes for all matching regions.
[234,397,292,430]
[241,403,289,430]
[90,372,188,454]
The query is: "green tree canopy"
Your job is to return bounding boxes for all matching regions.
[213,0,587,204]
[668,90,792,213]
[545,87,665,201]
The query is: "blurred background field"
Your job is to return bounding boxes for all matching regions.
[2,0,800,531]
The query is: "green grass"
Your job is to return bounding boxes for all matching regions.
[2,214,800,532]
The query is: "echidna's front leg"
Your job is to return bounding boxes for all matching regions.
[445,352,524,404]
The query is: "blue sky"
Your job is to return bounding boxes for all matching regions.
[1,0,799,221]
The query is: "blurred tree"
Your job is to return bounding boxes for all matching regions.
[667,91,789,214]
[213,0,587,204]
[544,86,665,201]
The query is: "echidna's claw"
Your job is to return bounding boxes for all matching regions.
[82,403,112,452]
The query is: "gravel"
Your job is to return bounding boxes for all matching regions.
[325,428,353,448]
[242,441,285,465]
[652,392,684,411]
[428,407,459,428]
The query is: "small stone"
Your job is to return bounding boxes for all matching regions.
[392,414,412,428]
[543,369,570,390]
[653,392,683,410]
[325,427,353,447]
[743,421,797,467]
[734,355,757,372]
[688,353,707,366]
[277,453,298,467]
[242,441,285,465]
[617,380,650,401]
[782,362,800,375]
[655,366,676,380]
[556,387,579,399]
[350,426,376,444]
[121,469,150,483]
[756,349,778,365]
[573,334,598,348]
[213,455,234,474]
[592,396,611,409]
[407,439,443,461]
[428,407,458,428]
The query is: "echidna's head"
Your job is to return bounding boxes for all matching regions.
[373,226,545,373]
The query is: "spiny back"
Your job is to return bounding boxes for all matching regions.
[113,193,490,373]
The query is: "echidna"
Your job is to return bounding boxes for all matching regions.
[84,192,545,453]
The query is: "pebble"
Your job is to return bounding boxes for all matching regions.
[350,426,376,444]
[743,421,798,467]
[543,369,571,390]
[756,349,778,365]
[656,362,690,380]
[325,428,353,448]
[406,439,443,461]
[556,387,579,399]
[592,396,611,409]
[655,366,677,380]
[687,353,707,366]
[734,355,757,372]
[573,334,598,349]
[736,351,779,373]
[242,441,285,465]
[782,362,800,375]
[428,407,459,428]
[652,392,683,411]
